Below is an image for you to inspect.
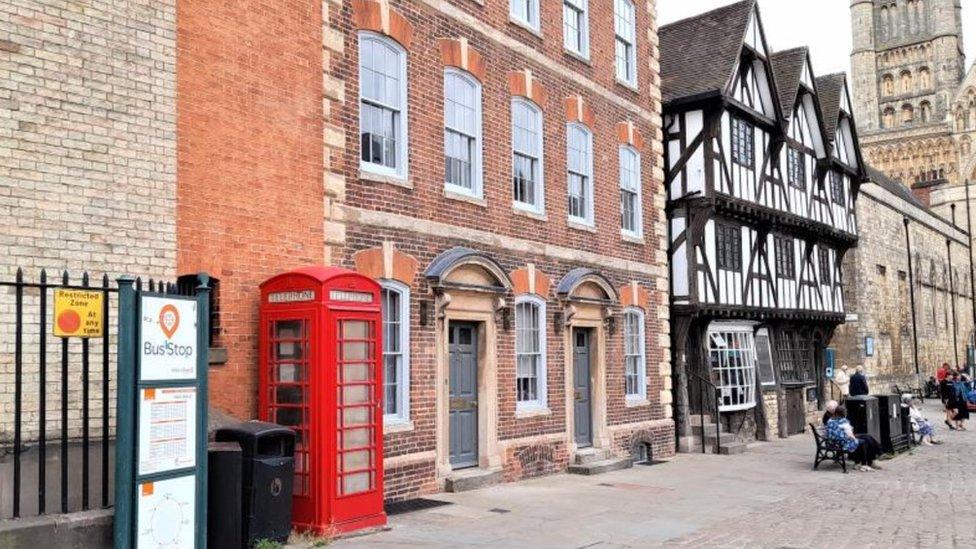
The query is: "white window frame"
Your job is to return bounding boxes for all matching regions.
[623,307,646,401]
[381,280,411,424]
[510,0,540,32]
[566,123,594,226]
[707,323,758,412]
[563,0,589,59]
[358,32,409,179]
[614,0,638,87]
[515,295,548,411]
[619,145,643,238]
[512,98,545,213]
[443,68,483,198]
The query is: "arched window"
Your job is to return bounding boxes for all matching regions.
[623,308,646,399]
[902,104,914,125]
[918,67,931,89]
[920,101,931,123]
[381,280,411,423]
[900,70,913,93]
[512,98,545,212]
[359,32,408,178]
[515,295,547,409]
[619,146,642,237]
[566,123,594,224]
[444,68,483,197]
[882,74,894,96]
[883,107,896,128]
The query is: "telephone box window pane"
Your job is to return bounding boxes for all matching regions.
[343,450,372,471]
[341,384,370,405]
[341,427,371,449]
[277,363,304,383]
[275,387,304,405]
[341,472,372,495]
[340,406,371,426]
[342,341,370,361]
[276,407,302,426]
[342,320,370,339]
[342,362,371,382]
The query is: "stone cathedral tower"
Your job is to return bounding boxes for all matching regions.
[849,0,971,193]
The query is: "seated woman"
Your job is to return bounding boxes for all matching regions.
[903,394,941,445]
[825,405,882,472]
[822,400,839,426]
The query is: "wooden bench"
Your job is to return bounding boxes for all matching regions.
[810,423,848,473]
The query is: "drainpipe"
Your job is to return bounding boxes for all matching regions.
[966,180,976,369]
[948,238,959,370]
[904,218,920,378]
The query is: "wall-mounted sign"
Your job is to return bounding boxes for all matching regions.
[138,387,197,476]
[53,289,104,338]
[329,290,373,303]
[140,297,197,381]
[268,290,315,304]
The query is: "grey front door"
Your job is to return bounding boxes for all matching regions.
[573,328,593,447]
[449,322,479,468]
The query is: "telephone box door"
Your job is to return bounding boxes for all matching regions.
[331,311,383,522]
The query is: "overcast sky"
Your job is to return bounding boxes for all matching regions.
[658,0,976,78]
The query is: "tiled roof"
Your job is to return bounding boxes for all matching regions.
[865,166,927,210]
[659,0,756,106]
[769,48,807,119]
[816,73,847,139]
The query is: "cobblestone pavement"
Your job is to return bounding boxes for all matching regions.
[329,401,976,548]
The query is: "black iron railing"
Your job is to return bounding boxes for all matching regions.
[689,371,721,454]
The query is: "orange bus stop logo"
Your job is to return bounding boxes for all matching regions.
[159,304,180,339]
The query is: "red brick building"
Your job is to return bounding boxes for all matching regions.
[178,0,672,501]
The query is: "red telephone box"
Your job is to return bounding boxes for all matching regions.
[259,267,387,534]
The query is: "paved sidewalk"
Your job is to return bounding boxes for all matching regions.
[332,401,976,548]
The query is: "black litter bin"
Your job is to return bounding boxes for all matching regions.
[208,442,243,549]
[215,421,296,547]
[845,395,880,441]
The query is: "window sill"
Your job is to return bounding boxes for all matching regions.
[383,419,414,433]
[615,78,639,93]
[625,396,650,408]
[445,188,487,207]
[508,16,542,39]
[360,169,412,189]
[564,49,591,65]
[513,205,547,222]
[621,232,644,245]
[515,405,552,419]
[568,219,596,233]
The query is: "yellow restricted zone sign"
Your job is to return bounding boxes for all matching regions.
[54,289,104,338]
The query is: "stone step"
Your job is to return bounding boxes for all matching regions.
[574,448,610,465]
[567,457,633,476]
[716,441,748,455]
[444,468,503,493]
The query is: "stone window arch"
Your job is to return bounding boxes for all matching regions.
[882,74,894,96]
[883,106,896,128]
[901,103,914,125]
[900,70,913,94]
[919,101,931,123]
[917,66,931,89]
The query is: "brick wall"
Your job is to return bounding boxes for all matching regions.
[176,0,325,418]
[0,0,177,442]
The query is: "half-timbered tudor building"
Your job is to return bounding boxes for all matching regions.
[660,1,867,447]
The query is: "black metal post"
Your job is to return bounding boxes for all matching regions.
[966,181,976,369]
[700,378,705,454]
[60,270,69,514]
[904,219,921,377]
[13,268,23,518]
[38,269,47,515]
[948,240,959,370]
[81,272,90,511]
[101,274,110,508]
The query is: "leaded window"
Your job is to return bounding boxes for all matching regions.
[512,99,544,211]
[567,124,593,224]
[731,117,755,168]
[614,0,637,85]
[774,236,795,280]
[516,297,547,408]
[359,33,407,177]
[619,146,641,236]
[830,172,845,206]
[818,248,831,285]
[774,329,814,383]
[563,0,589,57]
[624,309,646,398]
[381,282,410,422]
[444,69,481,195]
[708,326,757,412]
[787,147,805,189]
[716,224,741,272]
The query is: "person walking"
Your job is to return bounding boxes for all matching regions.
[849,366,869,397]
[834,365,851,400]
[941,373,960,430]
[952,373,970,430]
